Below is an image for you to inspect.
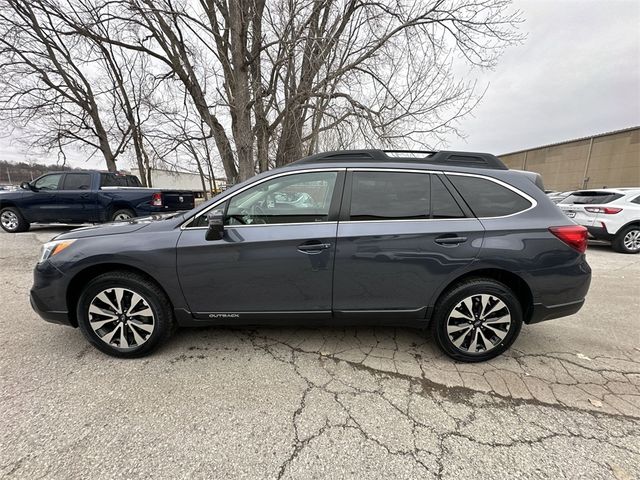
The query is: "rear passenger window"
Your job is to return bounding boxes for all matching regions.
[126,176,142,187]
[62,173,91,190]
[101,173,128,187]
[350,172,430,220]
[448,175,531,217]
[431,176,465,219]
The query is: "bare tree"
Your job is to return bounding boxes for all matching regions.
[0,0,522,181]
[0,0,131,171]
[142,85,224,198]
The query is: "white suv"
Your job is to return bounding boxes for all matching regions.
[558,188,640,254]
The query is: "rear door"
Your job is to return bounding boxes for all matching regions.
[332,169,485,319]
[56,173,98,222]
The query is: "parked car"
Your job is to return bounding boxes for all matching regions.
[0,171,195,233]
[558,188,640,253]
[30,150,591,361]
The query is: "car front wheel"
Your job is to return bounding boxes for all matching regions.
[432,278,523,362]
[76,271,174,358]
[0,207,30,233]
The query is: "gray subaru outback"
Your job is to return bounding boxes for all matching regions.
[30,150,591,362]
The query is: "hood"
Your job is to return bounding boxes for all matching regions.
[0,189,24,199]
[54,213,183,240]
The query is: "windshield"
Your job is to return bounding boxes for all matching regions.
[560,191,623,205]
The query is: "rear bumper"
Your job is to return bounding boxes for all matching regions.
[527,298,585,324]
[586,225,613,241]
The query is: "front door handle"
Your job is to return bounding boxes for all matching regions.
[297,241,332,254]
[434,235,468,245]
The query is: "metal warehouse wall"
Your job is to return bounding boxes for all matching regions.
[499,127,640,191]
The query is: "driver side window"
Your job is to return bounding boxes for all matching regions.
[226,171,338,225]
[33,174,63,191]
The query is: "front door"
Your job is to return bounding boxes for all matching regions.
[22,173,64,222]
[176,170,344,319]
[333,170,485,318]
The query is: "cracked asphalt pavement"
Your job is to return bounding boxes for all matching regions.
[1,227,639,479]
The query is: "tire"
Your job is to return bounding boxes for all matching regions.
[76,271,174,358]
[431,278,523,362]
[0,207,30,233]
[111,209,135,222]
[612,225,640,254]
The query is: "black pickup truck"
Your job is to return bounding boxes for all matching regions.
[0,171,195,233]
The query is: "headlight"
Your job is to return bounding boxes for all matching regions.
[39,239,76,263]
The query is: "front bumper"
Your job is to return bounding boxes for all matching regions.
[30,290,70,325]
[30,261,73,326]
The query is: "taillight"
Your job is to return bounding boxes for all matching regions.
[151,192,163,206]
[549,226,588,253]
[584,207,622,214]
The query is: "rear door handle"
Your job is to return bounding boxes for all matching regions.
[434,235,468,245]
[297,241,332,254]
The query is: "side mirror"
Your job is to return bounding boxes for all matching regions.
[205,209,225,241]
[20,181,34,191]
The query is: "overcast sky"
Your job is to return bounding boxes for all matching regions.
[446,0,640,154]
[1,0,639,169]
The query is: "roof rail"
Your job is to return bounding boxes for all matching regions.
[291,149,508,170]
[383,149,438,157]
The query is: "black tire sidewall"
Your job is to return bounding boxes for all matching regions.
[0,207,29,233]
[432,279,523,362]
[613,226,640,254]
[111,209,135,222]
[77,273,172,358]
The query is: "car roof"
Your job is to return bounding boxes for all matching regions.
[36,170,135,176]
[289,149,508,171]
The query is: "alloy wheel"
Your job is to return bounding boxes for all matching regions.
[623,230,640,252]
[114,213,132,221]
[1,210,19,231]
[446,294,511,354]
[88,287,155,350]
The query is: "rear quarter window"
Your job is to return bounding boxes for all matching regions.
[560,192,624,205]
[447,175,532,217]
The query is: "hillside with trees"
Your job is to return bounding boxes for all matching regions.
[0,159,76,185]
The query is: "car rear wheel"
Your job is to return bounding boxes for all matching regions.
[0,207,30,233]
[111,209,135,222]
[431,278,523,362]
[77,271,174,358]
[612,226,640,254]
